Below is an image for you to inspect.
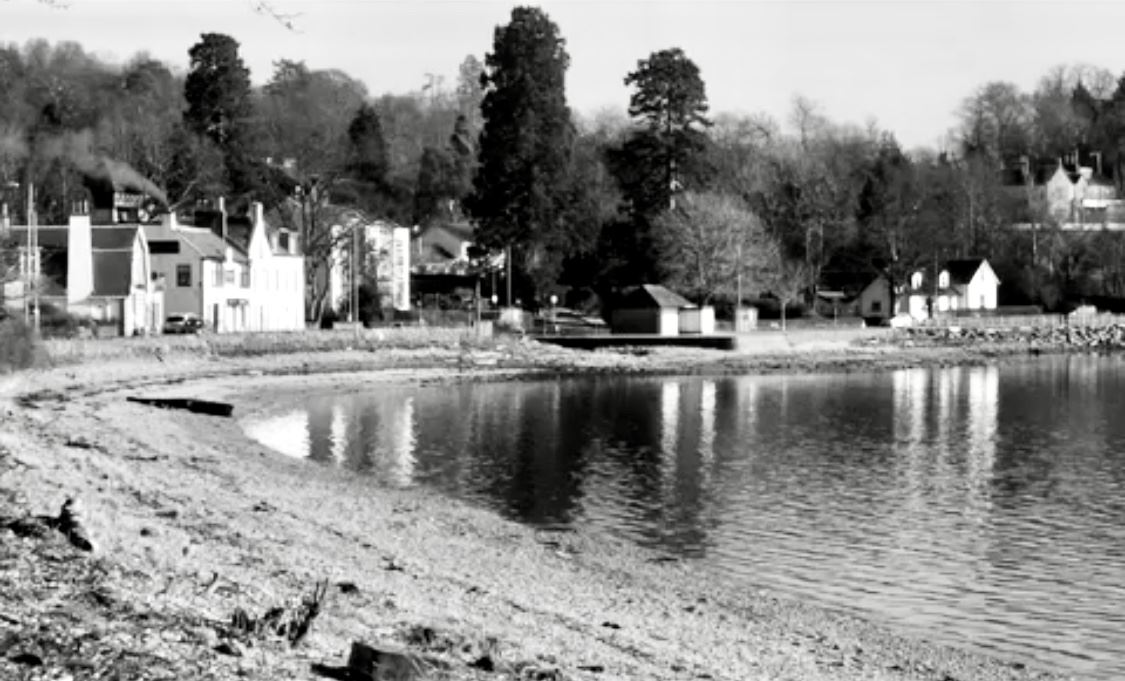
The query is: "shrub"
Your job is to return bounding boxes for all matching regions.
[37,303,97,339]
[0,315,42,373]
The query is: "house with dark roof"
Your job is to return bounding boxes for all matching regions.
[938,258,1000,313]
[144,199,304,333]
[856,258,999,323]
[2,208,161,336]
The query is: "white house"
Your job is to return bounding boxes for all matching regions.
[324,213,411,317]
[856,258,1000,323]
[940,258,1000,312]
[144,200,304,333]
[3,207,162,335]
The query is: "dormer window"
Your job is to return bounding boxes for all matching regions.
[279,232,290,253]
[938,270,950,289]
[910,271,923,290]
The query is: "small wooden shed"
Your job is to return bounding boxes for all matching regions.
[611,285,690,336]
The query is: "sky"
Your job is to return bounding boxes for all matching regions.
[6,0,1125,149]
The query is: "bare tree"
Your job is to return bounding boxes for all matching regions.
[651,190,773,305]
[789,95,828,152]
[762,251,808,331]
[957,81,1032,159]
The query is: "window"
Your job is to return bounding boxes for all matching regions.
[176,264,191,287]
[224,269,235,285]
[938,270,949,289]
[241,269,251,288]
[213,265,223,287]
[871,300,882,313]
[279,232,290,252]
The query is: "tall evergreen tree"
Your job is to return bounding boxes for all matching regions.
[346,103,389,186]
[604,47,713,284]
[614,47,713,215]
[413,115,477,225]
[183,33,260,199]
[183,34,252,149]
[465,6,576,298]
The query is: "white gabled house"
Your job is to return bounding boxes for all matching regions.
[144,200,304,333]
[857,258,1000,323]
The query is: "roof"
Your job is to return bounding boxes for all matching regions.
[91,226,142,298]
[7,226,69,249]
[944,259,986,286]
[143,222,248,263]
[419,222,474,263]
[91,226,138,250]
[224,216,253,252]
[619,284,691,309]
[92,250,133,296]
[196,207,296,257]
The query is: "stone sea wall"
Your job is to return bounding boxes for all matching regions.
[900,322,1125,350]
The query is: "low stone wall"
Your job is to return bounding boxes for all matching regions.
[900,322,1125,349]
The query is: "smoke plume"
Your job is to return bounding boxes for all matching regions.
[37,131,169,206]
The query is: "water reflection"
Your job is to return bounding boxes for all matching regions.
[244,357,1125,679]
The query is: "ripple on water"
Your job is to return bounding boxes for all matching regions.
[243,361,1125,679]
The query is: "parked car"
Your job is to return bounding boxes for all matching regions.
[162,314,204,335]
[533,308,609,335]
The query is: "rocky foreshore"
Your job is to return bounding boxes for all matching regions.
[898,321,1125,352]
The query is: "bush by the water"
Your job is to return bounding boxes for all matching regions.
[0,316,42,372]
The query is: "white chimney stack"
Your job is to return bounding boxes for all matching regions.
[218,196,228,243]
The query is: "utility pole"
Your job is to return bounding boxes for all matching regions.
[736,240,743,332]
[23,181,38,333]
[351,225,359,324]
[505,244,512,307]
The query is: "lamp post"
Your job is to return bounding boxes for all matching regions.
[549,294,558,335]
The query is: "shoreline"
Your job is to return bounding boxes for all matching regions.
[1,339,1073,680]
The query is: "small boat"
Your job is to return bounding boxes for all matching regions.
[126,396,234,417]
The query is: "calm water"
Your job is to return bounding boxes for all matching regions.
[244,356,1125,679]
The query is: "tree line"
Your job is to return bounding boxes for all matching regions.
[4,6,1125,319]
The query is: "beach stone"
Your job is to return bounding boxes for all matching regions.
[58,498,94,552]
[214,639,247,657]
[347,642,437,681]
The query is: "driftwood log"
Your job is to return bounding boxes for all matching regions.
[125,396,234,418]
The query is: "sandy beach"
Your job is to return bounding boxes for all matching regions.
[1,335,1070,680]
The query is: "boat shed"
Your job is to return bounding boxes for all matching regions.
[610,284,690,336]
